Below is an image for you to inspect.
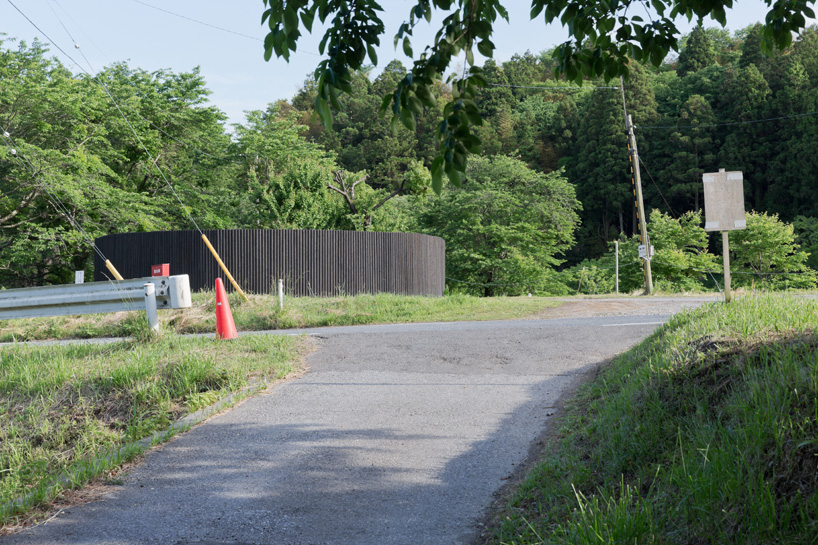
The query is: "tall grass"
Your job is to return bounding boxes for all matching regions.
[0,334,303,524]
[0,292,560,341]
[488,294,818,544]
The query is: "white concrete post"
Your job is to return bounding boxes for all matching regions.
[75,271,84,284]
[278,279,284,311]
[144,283,160,331]
[614,241,619,294]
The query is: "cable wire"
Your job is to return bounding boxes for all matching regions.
[638,109,818,130]
[0,128,109,263]
[637,156,678,218]
[49,0,239,162]
[129,0,264,43]
[487,83,620,90]
[8,0,204,235]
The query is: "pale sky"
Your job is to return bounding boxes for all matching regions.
[1,1,785,127]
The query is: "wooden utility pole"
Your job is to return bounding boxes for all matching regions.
[620,78,654,295]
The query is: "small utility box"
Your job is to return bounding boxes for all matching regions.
[703,169,746,303]
[638,245,655,259]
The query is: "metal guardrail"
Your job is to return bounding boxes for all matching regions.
[0,275,192,330]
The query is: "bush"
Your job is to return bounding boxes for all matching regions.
[730,211,817,290]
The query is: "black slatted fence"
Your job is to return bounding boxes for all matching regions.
[94,229,445,296]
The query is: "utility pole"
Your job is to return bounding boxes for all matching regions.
[620,78,654,295]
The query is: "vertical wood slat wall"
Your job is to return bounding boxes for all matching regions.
[94,229,445,296]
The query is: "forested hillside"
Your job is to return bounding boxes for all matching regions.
[1,24,817,293]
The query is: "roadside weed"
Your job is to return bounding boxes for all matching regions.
[0,293,560,341]
[0,334,303,524]
[489,294,818,544]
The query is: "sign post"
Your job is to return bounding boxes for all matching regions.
[703,169,746,303]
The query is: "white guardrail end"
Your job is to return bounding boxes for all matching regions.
[0,274,192,321]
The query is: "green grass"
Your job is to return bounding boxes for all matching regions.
[486,294,818,544]
[0,333,304,525]
[0,292,561,342]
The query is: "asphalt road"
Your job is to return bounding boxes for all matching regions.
[4,314,675,545]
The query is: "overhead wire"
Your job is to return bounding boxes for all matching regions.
[0,126,109,264]
[129,0,268,45]
[637,156,677,218]
[487,83,620,90]
[9,0,251,296]
[637,109,818,130]
[7,0,204,235]
[48,0,243,164]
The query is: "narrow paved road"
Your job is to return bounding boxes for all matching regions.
[5,314,677,545]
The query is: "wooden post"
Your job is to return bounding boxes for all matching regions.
[722,231,732,303]
[200,234,248,301]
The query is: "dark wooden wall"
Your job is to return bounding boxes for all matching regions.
[94,229,445,296]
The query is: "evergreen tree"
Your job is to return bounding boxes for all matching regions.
[662,95,718,212]
[718,65,772,209]
[570,85,630,254]
[677,25,717,77]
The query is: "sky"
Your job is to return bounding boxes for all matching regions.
[1,0,788,128]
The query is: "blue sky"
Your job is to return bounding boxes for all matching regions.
[1,1,785,127]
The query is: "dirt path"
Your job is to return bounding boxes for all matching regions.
[534,296,718,319]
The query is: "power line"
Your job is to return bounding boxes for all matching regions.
[129,0,264,43]
[638,109,818,130]
[47,0,238,164]
[128,0,321,59]
[7,0,204,235]
[638,156,678,218]
[487,83,620,90]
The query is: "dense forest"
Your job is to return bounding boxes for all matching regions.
[1,24,817,294]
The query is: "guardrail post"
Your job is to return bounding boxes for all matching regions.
[144,283,159,332]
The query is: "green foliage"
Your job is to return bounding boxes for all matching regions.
[648,210,720,291]
[232,105,346,230]
[570,210,720,294]
[262,0,814,190]
[730,211,817,289]
[488,295,818,543]
[0,40,187,286]
[793,215,818,270]
[676,24,717,77]
[419,155,581,295]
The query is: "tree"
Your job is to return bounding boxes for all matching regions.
[570,85,630,249]
[231,105,346,230]
[328,160,431,230]
[662,94,717,212]
[730,211,816,290]
[261,0,815,189]
[718,64,772,209]
[418,155,580,295]
[677,24,717,77]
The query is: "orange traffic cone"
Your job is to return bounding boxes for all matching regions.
[215,278,238,339]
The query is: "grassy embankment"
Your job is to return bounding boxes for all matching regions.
[0,333,304,527]
[0,292,561,342]
[487,294,818,544]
